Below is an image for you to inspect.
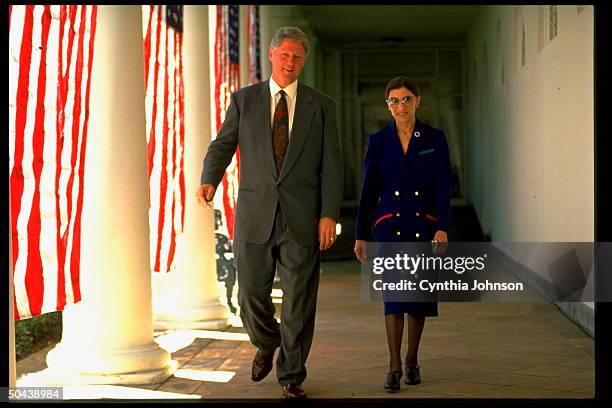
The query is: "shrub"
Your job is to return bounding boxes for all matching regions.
[15,312,62,361]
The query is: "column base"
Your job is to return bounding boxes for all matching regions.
[39,340,175,386]
[153,301,230,331]
[17,361,177,386]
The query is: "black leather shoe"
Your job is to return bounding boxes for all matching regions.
[384,370,402,392]
[251,349,275,382]
[282,384,307,399]
[405,365,421,385]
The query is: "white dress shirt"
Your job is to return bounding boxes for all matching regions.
[269,77,298,138]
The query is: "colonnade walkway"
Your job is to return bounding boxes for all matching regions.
[17,259,594,400]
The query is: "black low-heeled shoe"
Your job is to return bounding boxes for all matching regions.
[405,365,421,385]
[384,370,402,392]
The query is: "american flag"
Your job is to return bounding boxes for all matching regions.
[143,5,185,273]
[9,5,98,320]
[214,5,241,240]
[246,5,261,86]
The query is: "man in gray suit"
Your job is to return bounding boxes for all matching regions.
[196,26,343,399]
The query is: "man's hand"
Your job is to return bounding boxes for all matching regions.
[354,239,367,263]
[196,184,216,208]
[318,217,337,251]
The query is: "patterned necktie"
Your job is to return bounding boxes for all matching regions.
[272,90,289,175]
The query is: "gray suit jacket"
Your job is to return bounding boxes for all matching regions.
[201,80,343,246]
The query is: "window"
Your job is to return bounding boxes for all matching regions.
[496,21,504,87]
[538,5,558,52]
[472,59,477,96]
[549,5,558,41]
[522,20,526,67]
[514,6,527,71]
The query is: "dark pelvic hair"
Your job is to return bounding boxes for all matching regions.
[385,76,420,99]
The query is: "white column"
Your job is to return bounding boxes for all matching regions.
[32,5,175,385]
[152,5,230,331]
[9,191,16,388]
[259,6,273,80]
[239,5,249,87]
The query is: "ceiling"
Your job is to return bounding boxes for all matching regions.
[295,6,484,47]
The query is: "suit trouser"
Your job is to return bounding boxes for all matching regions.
[233,205,320,386]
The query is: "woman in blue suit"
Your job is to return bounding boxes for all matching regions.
[354,76,451,392]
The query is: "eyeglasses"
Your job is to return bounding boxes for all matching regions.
[386,96,417,106]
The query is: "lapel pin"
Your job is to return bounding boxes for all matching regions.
[414,131,421,138]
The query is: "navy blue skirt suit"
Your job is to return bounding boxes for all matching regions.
[355,119,451,316]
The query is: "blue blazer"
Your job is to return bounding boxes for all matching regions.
[355,119,451,242]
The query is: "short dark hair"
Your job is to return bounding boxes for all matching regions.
[385,76,420,99]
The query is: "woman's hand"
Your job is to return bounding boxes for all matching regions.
[433,230,448,243]
[354,239,367,263]
[432,230,448,255]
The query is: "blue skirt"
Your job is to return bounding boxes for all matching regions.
[378,228,439,317]
[384,301,438,316]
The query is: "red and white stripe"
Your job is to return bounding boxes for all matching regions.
[9,5,97,320]
[246,5,261,86]
[143,6,185,273]
[213,5,241,240]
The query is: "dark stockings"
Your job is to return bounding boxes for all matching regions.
[385,313,426,372]
[385,313,404,372]
[406,314,425,367]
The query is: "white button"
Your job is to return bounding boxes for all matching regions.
[396,231,401,236]
[396,213,400,217]
[394,191,400,196]
[414,131,421,138]
[415,233,420,238]
[416,212,420,217]
[414,191,419,196]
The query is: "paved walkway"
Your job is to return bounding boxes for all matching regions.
[17,260,594,400]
